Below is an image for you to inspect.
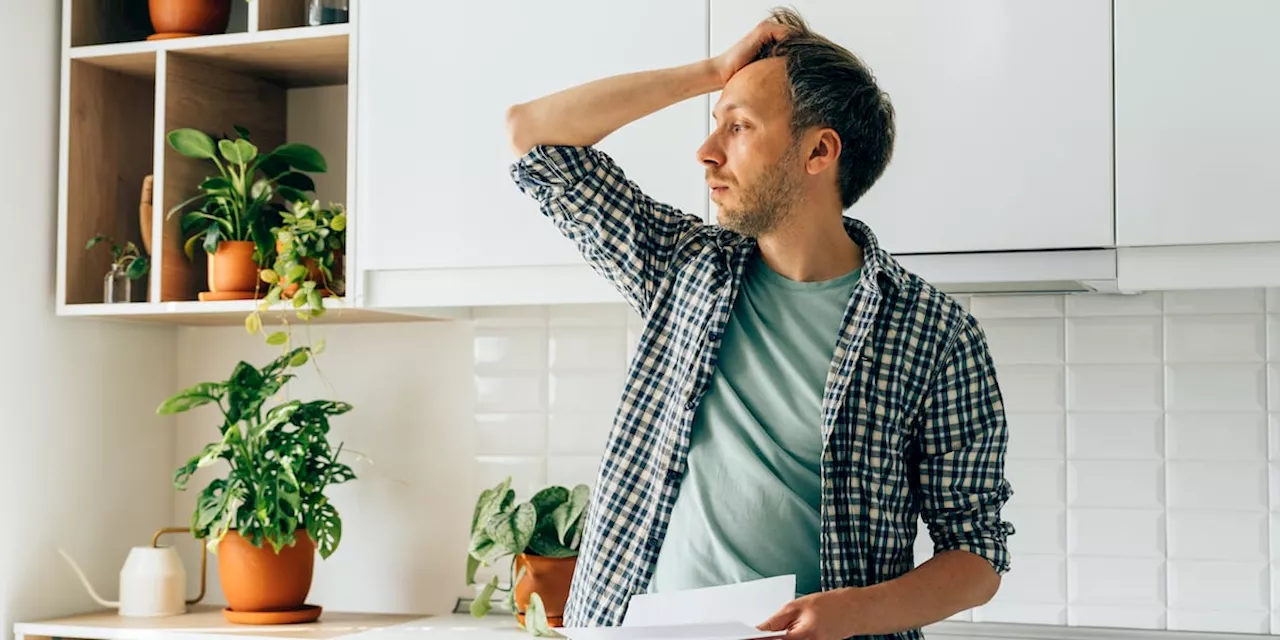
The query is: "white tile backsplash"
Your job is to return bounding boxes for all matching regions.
[1167,461,1268,510]
[1168,560,1269,611]
[1168,510,1268,562]
[1163,288,1266,315]
[969,294,1065,319]
[1068,365,1163,412]
[1068,557,1166,606]
[984,318,1064,365]
[1065,291,1162,317]
[1067,413,1163,460]
[1165,314,1267,363]
[1166,412,1268,460]
[1068,461,1163,509]
[1067,316,1162,364]
[453,288,1280,635]
[1069,508,1164,558]
[997,365,1066,412]
[1167,363,1268,411]
[1005,413,1066,460]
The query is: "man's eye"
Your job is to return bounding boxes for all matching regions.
[731,123,745,133]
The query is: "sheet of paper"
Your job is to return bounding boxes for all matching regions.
[557,622,784,640]
[621,574,797,628]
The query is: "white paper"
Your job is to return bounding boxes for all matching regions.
[622,575,796,628]
[557,622,784,640]
[557,575,796,640]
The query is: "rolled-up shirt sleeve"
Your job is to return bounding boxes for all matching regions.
[509,144,704,316]
[914,314,1016,575]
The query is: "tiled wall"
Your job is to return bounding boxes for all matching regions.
[470,289,1280,636]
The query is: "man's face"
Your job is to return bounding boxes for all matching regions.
[698,57,805,237]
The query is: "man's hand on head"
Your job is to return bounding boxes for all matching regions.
[709,18,794,87]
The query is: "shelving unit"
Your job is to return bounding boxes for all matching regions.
[56,0,412,325]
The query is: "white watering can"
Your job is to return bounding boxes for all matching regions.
[59,526,207,617]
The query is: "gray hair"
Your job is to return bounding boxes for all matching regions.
[754,7,896,209]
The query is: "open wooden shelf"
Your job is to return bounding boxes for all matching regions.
[70,25,350,88]
[58,299,432,326]
[57,1,364,324]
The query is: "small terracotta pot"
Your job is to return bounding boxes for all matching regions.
[148,0,232,39]
[208,241,260,294]
[218,530,315,612]
[513,554,577,628]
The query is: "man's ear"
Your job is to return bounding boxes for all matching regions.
[805,128,841,176]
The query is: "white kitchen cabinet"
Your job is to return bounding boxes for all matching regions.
[710,0,1114,255]
[355,0,709,274]
[1115,0,1280,248]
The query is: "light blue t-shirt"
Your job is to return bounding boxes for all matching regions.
[648,253,862,597]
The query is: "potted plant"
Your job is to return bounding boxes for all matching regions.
[165,125,326,302]
[156,344,355,624]
[148,0,231,41]
[245,199,347,339]
[86,233,149,303]
[466,477,590,635]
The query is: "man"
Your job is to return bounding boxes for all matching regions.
[506,8,1014,640]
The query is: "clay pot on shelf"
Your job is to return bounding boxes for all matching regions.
[148,0,232,41]
[218,530,320,624]
[513,554,577,628]
[200,241,261,301]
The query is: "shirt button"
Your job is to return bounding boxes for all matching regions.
[666,468,682,482]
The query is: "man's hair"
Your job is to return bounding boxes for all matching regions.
[755,7,896,209]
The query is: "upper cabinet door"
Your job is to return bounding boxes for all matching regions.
[356,0,709,272]
[1115,0,1280,248]
[710,1,1114,255]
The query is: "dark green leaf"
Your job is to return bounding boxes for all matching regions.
[168,128,216,159]
[202,225,222,254]
[199,176,233,192]
[125,256,149,280]
[271,143,327,172]
[233,125,252,140]
[258,155,289,180]
[530,486,569,520]
[527,529,577,558]
[85,234,110,251]
[276,185,308,204]
[276,171,316,193]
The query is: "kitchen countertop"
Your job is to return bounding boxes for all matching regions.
[13,606,529,640]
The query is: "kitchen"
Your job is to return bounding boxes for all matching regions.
[3,1,1279,640]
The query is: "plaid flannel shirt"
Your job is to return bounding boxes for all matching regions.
[510,144,1015,640]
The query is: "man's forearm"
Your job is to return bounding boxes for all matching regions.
[506,60,722,156]
[842,550,1000,636]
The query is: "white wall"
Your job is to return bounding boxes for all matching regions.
[173,288,1280,637]
[0,2,178,636]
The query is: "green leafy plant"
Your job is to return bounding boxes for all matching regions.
[466,477,590,635]
[156,345,355,559]
[86,233,149,280]
[165,125,326,267]
[245,199,347,337]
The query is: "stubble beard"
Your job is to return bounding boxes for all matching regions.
[715,144,804,238]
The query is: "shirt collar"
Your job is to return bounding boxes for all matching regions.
[715,216,908,294]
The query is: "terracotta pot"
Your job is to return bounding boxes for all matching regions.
[276,244,345,299]
[218,530,315,612]
[148,0,232,40]
[513,554,577,628]
[207,241,260,294]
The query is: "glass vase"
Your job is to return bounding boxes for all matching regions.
[306,0,349,26]
[104,264,131,303]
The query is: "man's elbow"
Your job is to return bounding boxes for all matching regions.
[506,103,533,157]
[973,568,1001,607]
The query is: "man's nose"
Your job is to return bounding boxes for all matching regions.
[697,134,724,168]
